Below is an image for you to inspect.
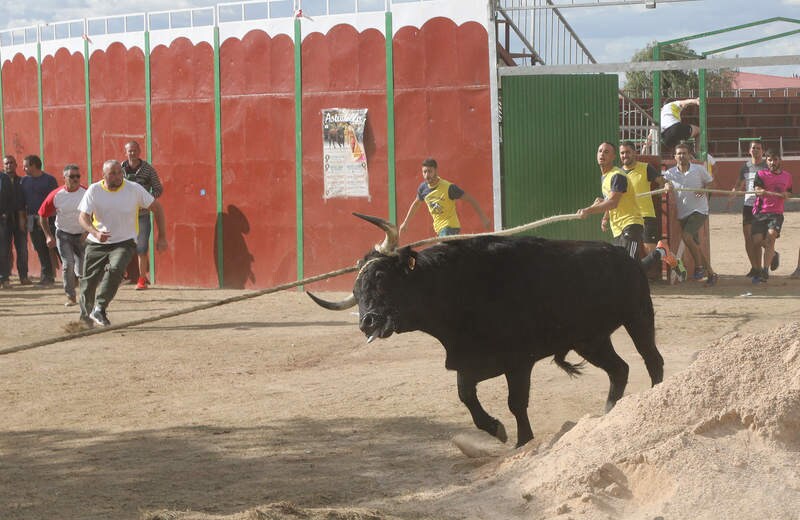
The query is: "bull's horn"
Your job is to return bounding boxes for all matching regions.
[353,212,399,254]
[307,291,357,310]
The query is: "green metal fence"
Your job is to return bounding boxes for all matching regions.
[500,74,619,240]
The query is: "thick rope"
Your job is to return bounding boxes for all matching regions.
[638,186,799,199]
[405,213,582,249]
[0,264,359,356]
[1,213,585,355]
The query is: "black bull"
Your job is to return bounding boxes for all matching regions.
[308,214,663,447]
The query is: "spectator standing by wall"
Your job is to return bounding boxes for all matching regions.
[121,140,163,290]
[0,168,13,288]
[20,155,58,286]
[3,155,30,284]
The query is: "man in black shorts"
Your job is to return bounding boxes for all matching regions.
[731,140,765,277]
[660,98,700,150]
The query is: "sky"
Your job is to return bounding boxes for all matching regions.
[0,0,798,76]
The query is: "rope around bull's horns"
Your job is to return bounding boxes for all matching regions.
[3,186,796,355]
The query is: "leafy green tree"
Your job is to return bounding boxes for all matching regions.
[623,41,734,96]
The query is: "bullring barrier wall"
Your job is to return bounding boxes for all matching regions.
[0,0,495,290]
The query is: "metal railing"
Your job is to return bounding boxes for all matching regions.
[496,0,595,66]
[0,0,435,46]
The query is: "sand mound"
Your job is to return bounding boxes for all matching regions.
[438,322,800,519]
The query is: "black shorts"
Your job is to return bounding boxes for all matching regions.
[661,122,692,149]
[643,216,660,244]
[751,213,784,237]
[679,212,707,244]
[613,224,644,260]
[741,205,754,225]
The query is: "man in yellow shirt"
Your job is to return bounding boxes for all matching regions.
[619,141,667,256]
[578,142,684,280]
[399,158,490,237]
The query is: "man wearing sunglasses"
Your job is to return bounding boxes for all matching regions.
[38,165,87,306]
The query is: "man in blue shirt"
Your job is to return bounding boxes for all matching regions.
[20,155,58,286]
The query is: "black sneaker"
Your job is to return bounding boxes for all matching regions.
[760,269,770,283]
[745,267,759,278]
[89,307,110,327]
[37,278,55,286]
[770,252,780,271]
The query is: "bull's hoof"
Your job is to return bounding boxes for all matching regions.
[515,434,534,448]
[494,420,508,443]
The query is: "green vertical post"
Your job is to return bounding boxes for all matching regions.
[84,36,93,182]
[294,17,304,283]
[213,26,224,288]
[698,67,707,161]
[652,44,661,142]
[37,42,44,165]
[144,30,156,283]
[385,11,396,223]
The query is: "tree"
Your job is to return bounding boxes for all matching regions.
[623,41,734,97]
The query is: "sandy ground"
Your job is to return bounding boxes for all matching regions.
[1,211,799,520]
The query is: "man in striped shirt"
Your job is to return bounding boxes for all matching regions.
[121,140,163,290]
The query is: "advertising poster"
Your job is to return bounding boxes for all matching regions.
[322,108,369,199]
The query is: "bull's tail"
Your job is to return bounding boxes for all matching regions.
[553,352,585,378]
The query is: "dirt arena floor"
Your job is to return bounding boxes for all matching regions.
[1,211,799,520]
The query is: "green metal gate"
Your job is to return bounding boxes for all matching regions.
[501,74,619,240]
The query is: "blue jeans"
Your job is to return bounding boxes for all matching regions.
[56,229,85,299]
[438,227,461,237]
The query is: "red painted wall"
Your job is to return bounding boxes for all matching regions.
[42,48,87,176]
[712,159,800,192]
[219,30,297,289]
[149,38,218,287]
[1,17,494,290]
[88,43,146,179]
[2,55,40,161]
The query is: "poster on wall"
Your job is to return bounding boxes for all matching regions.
[322,108,369,199]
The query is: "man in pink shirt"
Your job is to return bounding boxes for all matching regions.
[751,149,793,283]
[38,164,87,306]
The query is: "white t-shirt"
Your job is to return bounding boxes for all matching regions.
[79,179,154,244]
[38,186,87,234]
[664,163,713,219]
[660,101,682,130]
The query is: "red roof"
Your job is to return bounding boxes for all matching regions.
[731,71,800,89]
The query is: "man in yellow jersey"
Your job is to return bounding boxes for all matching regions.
[578,142,684,279]
[399,158,490,237]
[619,141,666,254]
